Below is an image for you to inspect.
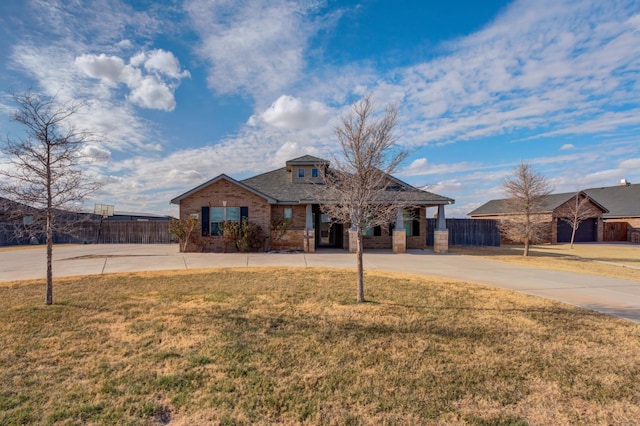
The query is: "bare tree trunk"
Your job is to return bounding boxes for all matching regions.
[46,212,53,305]
[523,240,530,257]
[570,227,576,249]
[357,233,364,303]
[46,152,53,305]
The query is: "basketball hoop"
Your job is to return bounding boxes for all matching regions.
[94,203,115,218]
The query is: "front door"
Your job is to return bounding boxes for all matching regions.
[313,204,343,248]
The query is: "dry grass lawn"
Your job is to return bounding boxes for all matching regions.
[452,243,640,281]
[1,267,639,425]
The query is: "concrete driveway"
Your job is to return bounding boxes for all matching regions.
[1,244,639,323]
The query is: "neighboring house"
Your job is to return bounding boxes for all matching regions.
[468,191,608,244]
[583,182,640,243]
[170,155,454,253]
[469,181,640,244]
[104,211,173,222]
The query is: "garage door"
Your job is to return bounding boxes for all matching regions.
[557,218,596,243]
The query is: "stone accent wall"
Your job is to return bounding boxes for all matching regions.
[392,230,406,253]
[433,230,449,253]
[347,209,427,251]
[179,179,271,252]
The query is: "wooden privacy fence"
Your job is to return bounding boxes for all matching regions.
[427,218,501,247]
[97,221,173,244]
[603,222,628,242]
[0,220,174,246]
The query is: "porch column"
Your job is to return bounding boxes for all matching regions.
[434,204,449,253]
[304,204,315,252]
[393,207,406,253]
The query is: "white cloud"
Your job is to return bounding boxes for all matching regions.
[75,49,188,111]
[138,49,191,79]
[75,54,127,84]
[401,158,485,177]
[619,157,640,169]
[185,0,333,102]
[260,95,333,129]
[81,145,112,163]
[128,75,176,111]
[560,143,575,150]
[393,0,640,146]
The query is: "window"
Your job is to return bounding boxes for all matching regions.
[298,168,305,178]
[403,208,420,237]
[364,225,381,237]
[311,168,318,178]
[210,207,240,235]
[284,207,293,219]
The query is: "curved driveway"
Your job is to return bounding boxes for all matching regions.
[1,244,639,323]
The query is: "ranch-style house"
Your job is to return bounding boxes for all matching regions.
[170,155,454,253]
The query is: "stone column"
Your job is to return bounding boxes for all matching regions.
[303,229,315,252]
[393,208,406,253]
[433,204,449,253]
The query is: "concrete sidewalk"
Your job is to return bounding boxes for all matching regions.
[1,244,639,322]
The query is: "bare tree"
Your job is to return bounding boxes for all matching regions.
[499,162,553,256]
[556,192,600,249]
[320,95,407,302]
[0,91,100,305]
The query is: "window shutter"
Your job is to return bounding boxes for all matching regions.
[201,206,210,236]
[373,225,382,236]
[240,207,249,222]
[412,208,420,237]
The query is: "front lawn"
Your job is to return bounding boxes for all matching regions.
[1,268,639,425]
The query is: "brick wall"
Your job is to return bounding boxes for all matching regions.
[269,205,307,251]
[179,178,271,252]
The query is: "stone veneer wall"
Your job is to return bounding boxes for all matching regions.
[344,209,427,250]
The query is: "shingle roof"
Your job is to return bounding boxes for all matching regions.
[468,186,633,218]
[170,174,276,205]
[285,155,329,166]
[584,184,640,218]
[240,165,453,205]
[171,156,454,206]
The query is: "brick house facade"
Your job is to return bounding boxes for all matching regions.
[171,155,453,253]
[467,187,640,244]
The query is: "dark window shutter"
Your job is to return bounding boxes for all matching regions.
[240,207,249,222]
[201,206,210,236]
[373,225,382,236]
[412,208,420,237]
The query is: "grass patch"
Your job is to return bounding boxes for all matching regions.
[1,267,639,424]
[452,244,640,281]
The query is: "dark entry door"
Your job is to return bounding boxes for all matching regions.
[557,218,597,243]
[313,204,343,248]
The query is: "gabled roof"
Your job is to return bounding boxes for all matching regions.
[584,183,640,218]
[285,155,329,166]
[241,165,453,205]
[170,174,276,205]
[468,191,608,217]
[172,156,454,206]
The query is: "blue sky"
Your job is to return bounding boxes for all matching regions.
[1,0,639,217]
